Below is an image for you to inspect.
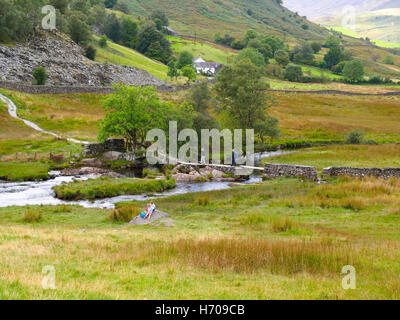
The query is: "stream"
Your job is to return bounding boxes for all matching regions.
[0,92,292,209]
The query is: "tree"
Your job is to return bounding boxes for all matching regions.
[243,30,258,47]
[292,42,314,65]
[50,0,69,14]
[99,85,172,150]
[261,36,285,56]
[136,22,172,63]
[254,116,280,143]
[274,49,290,67]
[104,13,121,43]
[324,35,341,48]
[68,12,91,45]
[167,61,179,79]
[324,46,343,69]
[214,59,272,129]
[283,64,303,82]
[32,66,47,85]
[230,39,244,50]
[85,45,97,60]
[104,0,117,9]
[181,65,196,83]
[235,48,266,68]
[120,17,138,48]
[176,51,194,69]
[98,35,108,48]
[343,60,364,82]
[333,61,346,75]
[311,41,321,53]
[151,10,169,27]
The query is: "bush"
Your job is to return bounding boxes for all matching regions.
[345,130,365,144]
[383,55,395,65]
[85,46,97,60]
[283,64,303,82]
[22,209,42,223]
[108,205,140,222]
[32,67,47,85]
[98,35,108,48]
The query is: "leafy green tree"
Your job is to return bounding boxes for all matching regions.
[214,59,272,129]
[50,0,69,14]
[68,12,91,44]
[186,81,212,112]
[343,60,364,82]
[333,61,346,74]
[177,51,194,69]
[167,61,179,79]
[346,129,365,144]
[283,64,303,82]
[324,46,343,69]
[230,39,244,50]
[181,65,197,83]
[235,48,266,68]
[243,30,258,47]
[136,22,172,63]
[98,35,108,48]
[99,85,172,150]
[274,49,290,67]
[151,10,169,27]
[104,13,121,43]
[104,0,117,9]
[292,42,314,65]
[311,41,321,53]
[120,17,138,48]
[261,36,284,56]
[32,66,47,85]
[324,35,341,48]
[254,116,280,143]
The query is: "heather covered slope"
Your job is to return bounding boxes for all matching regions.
[121,0,329,40]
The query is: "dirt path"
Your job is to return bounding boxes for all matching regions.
[0,93,89,145]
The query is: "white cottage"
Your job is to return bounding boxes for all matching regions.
[193,56,222,76]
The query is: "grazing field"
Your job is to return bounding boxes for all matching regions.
[269,92,400,142]
[95,39,168,80]
[168,36,237,64]
[263,144,400,172]
[1,177,400,299]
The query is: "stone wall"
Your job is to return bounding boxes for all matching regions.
[0,80,216,95]
[322,167,400,179]
[83,139,126,157]
[264,163,318,181]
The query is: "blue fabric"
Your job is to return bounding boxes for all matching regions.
[140,213,146,218]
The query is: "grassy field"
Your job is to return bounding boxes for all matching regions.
[1,176,400,299]
[94,38,169,80]
[168,36,237,64]
[263,144,400,172]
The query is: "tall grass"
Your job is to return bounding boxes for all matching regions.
[153,238,357,275]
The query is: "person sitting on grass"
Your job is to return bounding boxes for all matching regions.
[144,202,157,219]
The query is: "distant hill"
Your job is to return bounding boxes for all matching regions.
[121,0,329,40]
[283,0,399,19]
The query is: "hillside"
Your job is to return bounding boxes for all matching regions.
[121,0,329,40]
[0,30,164,86]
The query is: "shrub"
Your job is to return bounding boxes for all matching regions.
[345,130,365,144]
[32,67,47,85]
[108,205,140,222]
[98,35,108,48]
[85,46,97,60]
[22,209,42,223]
[343,60,364,82]
[383,55,395,65]
[284,64,303,82]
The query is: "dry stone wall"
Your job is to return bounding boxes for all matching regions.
[264,163,318,181]
[322,167,400,179]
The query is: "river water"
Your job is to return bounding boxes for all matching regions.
[0,151,291,209]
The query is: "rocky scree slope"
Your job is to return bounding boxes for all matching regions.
[0,31,164,87]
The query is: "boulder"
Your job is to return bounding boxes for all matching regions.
[81,158,104,168]
[102,151,123,161]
